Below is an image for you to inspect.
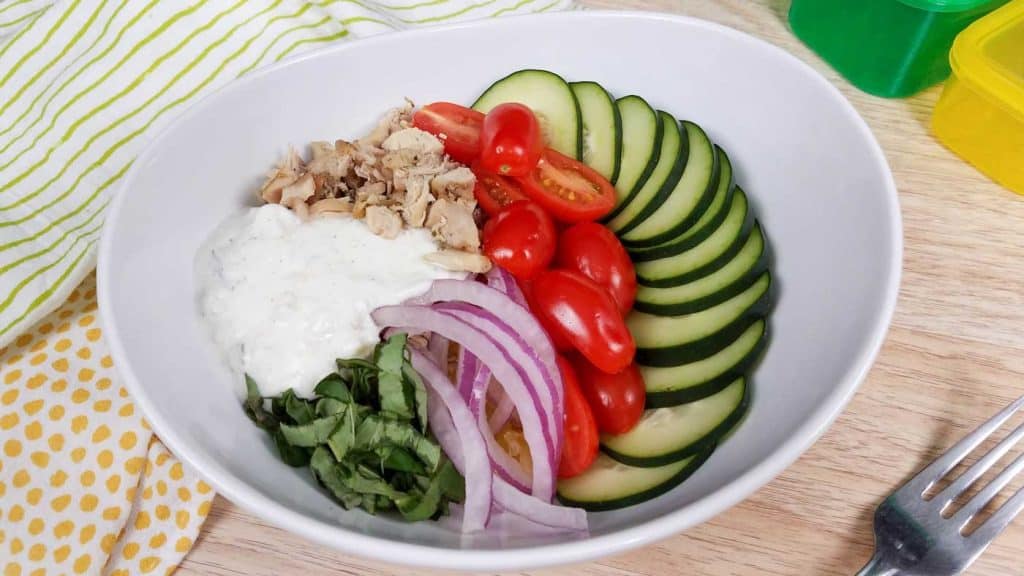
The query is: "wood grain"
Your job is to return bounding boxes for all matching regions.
[177,1,1024,574]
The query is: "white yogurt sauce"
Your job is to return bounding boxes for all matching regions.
[196,204,464,398]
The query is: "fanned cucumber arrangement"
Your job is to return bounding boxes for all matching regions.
[472,70,773,512]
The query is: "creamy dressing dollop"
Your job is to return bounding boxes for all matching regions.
[196,204,464,398]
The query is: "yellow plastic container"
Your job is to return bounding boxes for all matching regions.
[932,0,1024,193]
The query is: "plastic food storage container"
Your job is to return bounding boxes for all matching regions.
[932,0,1024,194]
[789,0,1010,98]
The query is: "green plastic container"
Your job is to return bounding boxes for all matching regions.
[789,0,1010,98]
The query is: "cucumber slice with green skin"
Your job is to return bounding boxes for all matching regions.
[602,378,747,467]
[643,319,767,407]
[472,69,582,159]
[556,448,713,511]
[607,112,686,232]
[571,81,621,184]
[630,272,771,366]
[605,95,661,217]
[635,187,753,287]
[619,121,719,245]
[634,223,768,316]
[629,148,735,261]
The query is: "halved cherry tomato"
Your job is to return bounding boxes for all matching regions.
[515,149,617,223]
[530,270,636,374]
[519,278,573,352]
[556,355,599,479]
[479,103,544,177]
[482,201,556,281]
[571,356,645,435]
[411,102,483,164]
[556,222,637,315]
[472,170,528,217]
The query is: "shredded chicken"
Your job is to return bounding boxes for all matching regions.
[365,205,403,239]
[426,198,479,252]
[424,250,492,274]
[258,102,485,272]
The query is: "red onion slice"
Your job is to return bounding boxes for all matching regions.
[373,306,555,501]
[493,477,588,532]
[485,266,527,306]
[435,303,562,466]
[428,333,449,368]
[409,349,491,532]
[407,280,559,399]
[489,393,516,432]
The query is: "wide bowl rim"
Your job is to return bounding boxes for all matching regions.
[97,9,903,571]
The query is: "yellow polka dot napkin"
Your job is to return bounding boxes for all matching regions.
[0,273,215,576]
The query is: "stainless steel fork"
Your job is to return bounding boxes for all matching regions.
[857,395,1024,575]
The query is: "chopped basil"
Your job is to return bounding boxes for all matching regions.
[242,333,463,522]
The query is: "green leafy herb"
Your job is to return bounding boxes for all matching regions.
[242,333,462,522]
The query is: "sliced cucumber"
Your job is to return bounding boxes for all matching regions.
[630,147,734,261]
[602,378,747,467]
[630,272,771,366]
[571,81,621,184]
[606,95,661,216]
[643,319,766,407]
[607,112,686,232]
[634,223,768,316]
[556,448,712,511]
[619,121,718,244]
[635,187,752,287]
[473,69,582,159]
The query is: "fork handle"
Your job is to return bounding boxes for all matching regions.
[856,552,900,576]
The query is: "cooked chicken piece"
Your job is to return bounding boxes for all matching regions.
[260,173,298,204]
[352,181,388,218]
[423,249,492,274]
[365,205,403,239]
[425,198,480,252]
[308,145,352,180]
[360,103,413,148]
[292,199,310,220]
[430,167,476,203]
[381,127,444,156]
[310,141,334,160]
[280,173,315,208]
[309,197,352,217]
[281,146,304,173]
[401,176,434,227]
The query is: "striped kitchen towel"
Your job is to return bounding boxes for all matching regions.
[0,0,577,350]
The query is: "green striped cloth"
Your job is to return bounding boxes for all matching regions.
[0,0,577,348]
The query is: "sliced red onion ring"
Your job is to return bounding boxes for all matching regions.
[455,346,477,401]
[493,477,588,532]
[489,392,516,432]
[485,266,527,306]
[428,333,449,368]
[409,349,491,532]
[407,279,559,396]
[383,329,532,493]
[373,306,556,501]
[435,303,562,465]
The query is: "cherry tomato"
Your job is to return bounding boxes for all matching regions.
[556,355,599,479]
[571,356,645,435]
[411,102,483,164]
[482,201,557,281]
[530,270,636,374]
[519,278,574,352]
[472,170,528,217]
[515,149,617,223]
[556,222,637,315]
[478,103,544,177]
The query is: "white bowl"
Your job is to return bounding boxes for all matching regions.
[98,10,901,571]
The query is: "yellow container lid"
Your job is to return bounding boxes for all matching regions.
[950,0,1024,120]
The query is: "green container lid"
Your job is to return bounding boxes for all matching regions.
[898,0,1005,13]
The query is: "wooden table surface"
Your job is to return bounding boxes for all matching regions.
[178,1,1024,574]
